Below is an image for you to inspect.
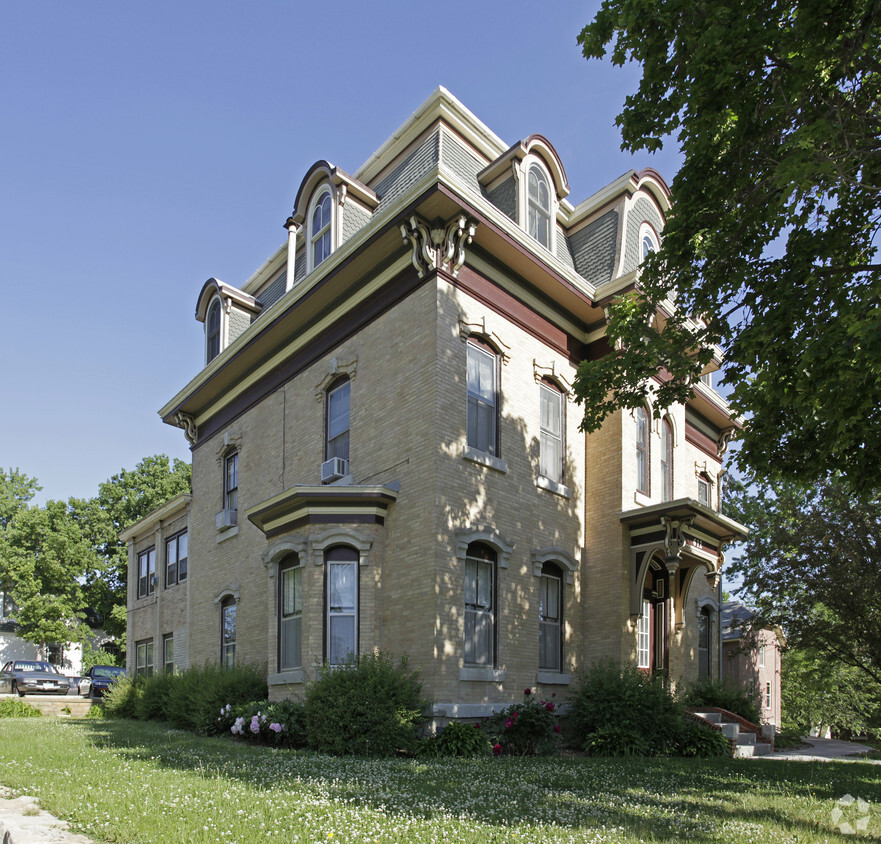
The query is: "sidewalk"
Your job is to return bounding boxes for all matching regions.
[764,737,880,762]
[0,787,94,844]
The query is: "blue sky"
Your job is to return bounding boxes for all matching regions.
[1,1,682,505]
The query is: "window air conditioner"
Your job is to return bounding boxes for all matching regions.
[321,457,349,483]
[216,508,238,531]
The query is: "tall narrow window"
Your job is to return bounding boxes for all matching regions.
[224,451,238,512]
[137,548,156,599]
[698,608,711,679]
[326,379,351,463]
[539,381,563,484]
[464,542,496,667]
[765,681,772,709]
[759,641,766,668]
[527,165,551,248]
[206,299,221,362]
[165,530,188,587]
[279,558,302,671]
[311,190,332,268]
[163,634,175,673]
[221,597,236,667]
[136,640,154,678]
[539,563,562,672]
[697,473,711,507]
[636,406,650,494]
[326,547,358,665]
[660,417,673,501]
[467,341,498,456]
[637,600,651,669]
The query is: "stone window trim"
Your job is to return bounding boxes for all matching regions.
[214,584,241,605]
[530,547,577,585]
[309,527,372,568]
[458,318,511,365]
[532,360,573,395]
[454,526,514,570]
[314,358,358,403]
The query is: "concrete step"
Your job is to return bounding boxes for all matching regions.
[692,711,722,724]
[733,741,773,758]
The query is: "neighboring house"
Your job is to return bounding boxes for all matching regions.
[721,600,783,727]
[124,88,746,719]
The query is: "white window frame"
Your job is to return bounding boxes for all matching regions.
[765,681,772,709]
[326,379,351,463]
[325,548,358,665]
[205,297,223,364]
[637,600,651,669]
[308,187,334,272]
[698,608,711,680]
[538,565,562,672]
[639,222,659,261]
[137,548,156,599]
[697,474,711,507]
[466,340,499,457]
[279,559,303,672]
[636,406,650,495]
[526,162,553,251]
[163,634,174,673]
[224,451,238,512]
[165,530,188,588]
[539,381,564,485]
[464,546,496,668]
[221,597,236,667]
[660,417,673,501]
[136,639,154,678]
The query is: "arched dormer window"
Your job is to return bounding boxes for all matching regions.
[527,164,552,249]
[640,222,659,261]
[206,298,221,363]
[310,188,333,270]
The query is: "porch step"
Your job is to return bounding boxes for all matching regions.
[689,709,771,758]
[734,741,773,758]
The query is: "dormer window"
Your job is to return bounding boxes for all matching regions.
[640,223,659,260]
[527,165,552,249]
[310,189,333,270]
[206,298,221,363]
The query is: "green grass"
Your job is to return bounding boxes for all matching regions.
[0,718,879,842]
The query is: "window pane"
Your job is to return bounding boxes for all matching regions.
[540,386,561,436]
[329,615,355,664]
[282,567,302,617]
[329,562,356,612]
[222,604,236,646]
[464,559,477,606]
[280,616,301,670]
[540,432,562,483]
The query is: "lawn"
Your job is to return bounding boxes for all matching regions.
[0,718,878,842]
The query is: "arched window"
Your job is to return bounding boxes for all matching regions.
[635,406,650,495]
[660,417,673,501]
[206,298,221,363]
[539,380,563,485]
[464,542,496,667]
[325,545,358,664]
[466,339,499,457]
[527,165,552,249]
[221,596,236,667]
[310,189,333,269]
[538,562,563,672]
[278,555,302,671]
[640,223,658,261]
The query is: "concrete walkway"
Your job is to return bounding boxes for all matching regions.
[764,737,880,762]
[0,787,94,843]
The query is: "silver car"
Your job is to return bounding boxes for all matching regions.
[0,660,72,696]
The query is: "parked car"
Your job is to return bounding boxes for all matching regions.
[79,664,126,699]
[0,661,72,696]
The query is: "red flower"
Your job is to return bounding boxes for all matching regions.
[493,743,502,756]
[524,688,532,696]
[545,702,555,711]
[551,692,556,698]
[473,722,481,728]
[554,724,561,733]
[512,711,519,718]
[505,718,513,728]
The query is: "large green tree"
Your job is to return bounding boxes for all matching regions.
[0,468,40,529]
[726,476,881,686]
[575,0,881,490]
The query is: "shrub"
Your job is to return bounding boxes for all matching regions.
[484,689,560,755]
[217,699,308,749]
[680,677,762,725]
[84,703,105,719]
[136,670,177,722]
[676,718,730,757]
[568,660,684,756]
[102,674,144,720]
[420,721,492,757]
[0,697,41,718]
[304,651,427,757]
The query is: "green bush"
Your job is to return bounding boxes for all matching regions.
[217,699,308,749]
[136,670,177,721]
[304,651,427,757]
[680,677,762,725]
[0,697,42,718]
[484,689,560,756]
[84,703,106,719]
[568,660,684,756]
[165,663,268,735]
[420,721,492,757]
[676,718,730,757]
[101,674,144,720]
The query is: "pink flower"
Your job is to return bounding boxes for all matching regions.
[545,702,555,711]
[554,724,561,733]
[551,693,556,698]
[250,716,260,735]
[269,723,282,733]
[505,718,513,729]
[473,722,481,729]
[512,711,519,719]
[524,688,532,696]
[493,743,502,756]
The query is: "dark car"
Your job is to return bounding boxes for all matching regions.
[0,660,72,696]
[79,664,126,698]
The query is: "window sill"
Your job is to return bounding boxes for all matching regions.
[216,525,239,543]
[633,490,652,507]
[535,671,571,685]
[459,666,506,682]
[536,476,571,498]
[463,447,508,474]
[268,669,306,686]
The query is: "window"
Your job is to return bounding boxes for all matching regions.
[136,639,154,678]
[467,340,498,456]
[765,681,772,709]
[697,474,711,507]
[137,547,156,599]
[538,564,562,672]
[641,223,658,260]
[464,542,496,667]
[539,381,563,485]
[279,557,302,671]
[221,597,236,667]
[637,600,651,669]
[163,634,174,673]
[759,641,766,668]
[224,451,238,512]
[206,298,221,363]
[660,417,673,501]
[311,190,332,269]
[165,530,188,588]
[326,379,351,463]
[635,406,650,495]
[527,164,551,249]
[698,608,711,680]
[326,546,357,665]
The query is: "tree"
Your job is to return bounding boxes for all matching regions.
[726,476,881,686]
[575,0,881,491]
[0,468,41,529]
